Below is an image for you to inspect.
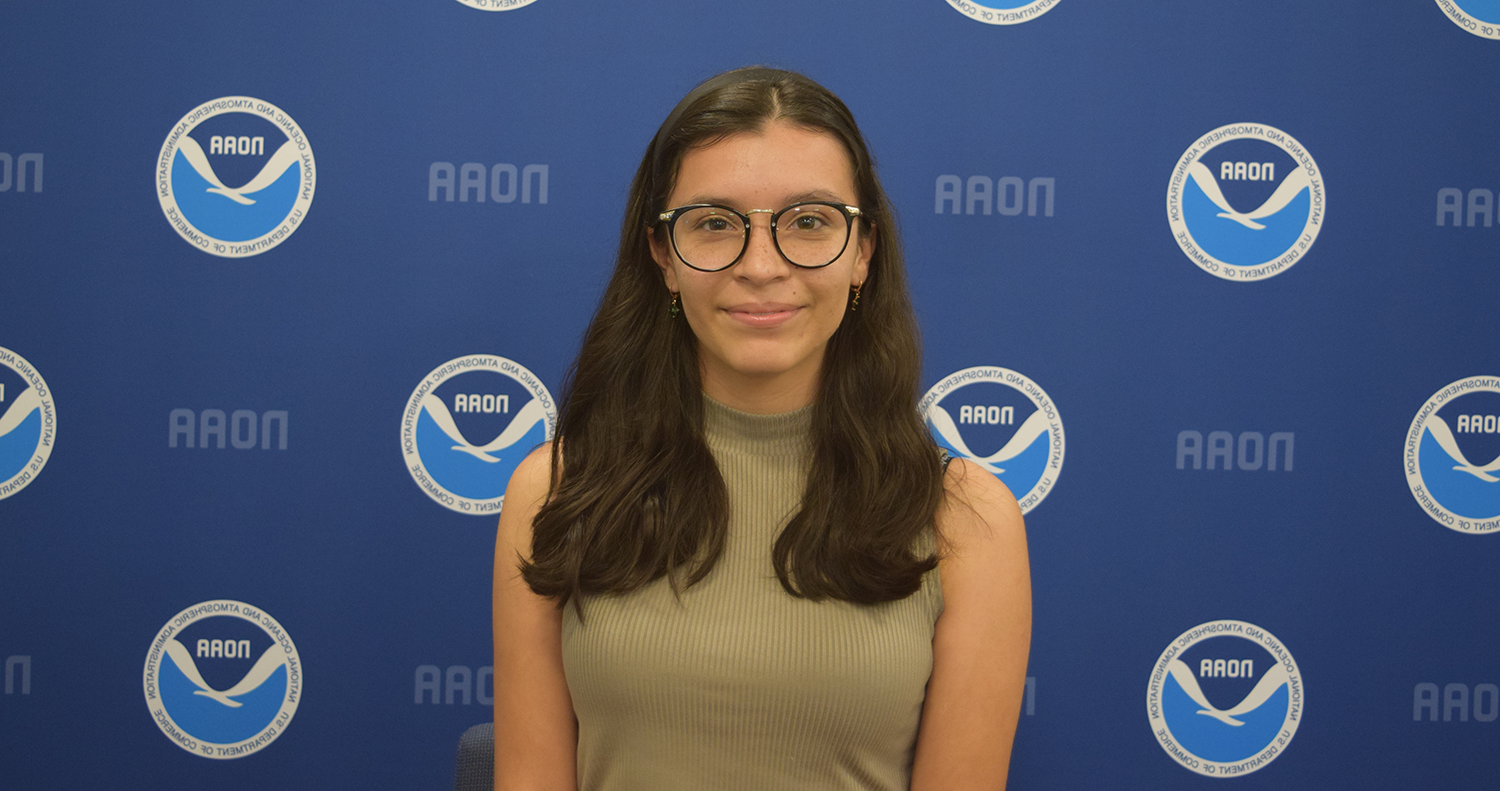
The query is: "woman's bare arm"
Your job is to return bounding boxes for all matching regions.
[910,458,1033,791]
[492,446,576,791]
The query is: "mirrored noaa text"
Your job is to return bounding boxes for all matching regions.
[401,355,556,515]
[1405,376,1500,534]
[945,0,1060,25]
[1147,621,1303,777]
[142,601,301,759]
[1167,124,1324,281]
[0,346,55,501]
[920,367,1063,514]
[157,97,315,258]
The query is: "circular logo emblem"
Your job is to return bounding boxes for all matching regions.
[1147,620,1303,777]
[402,354,556,515]
[1404,376,1500,534]
[920,366,1063,514]
[142,600,301,759]
[1435,1,1500,38]
[1166,123,1325,281]
[945,0,1060,25]
[454,0,540,10]
[0,346,55,501]
[157,97,315,257]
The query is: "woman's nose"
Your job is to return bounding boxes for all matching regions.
[735,215,791,280]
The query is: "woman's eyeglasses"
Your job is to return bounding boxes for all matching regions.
[656,202,864,272]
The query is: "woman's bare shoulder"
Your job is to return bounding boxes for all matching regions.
[511,442,558,495]
[497,443,558,553]
[936,457,1026,559]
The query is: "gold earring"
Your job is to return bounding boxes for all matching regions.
[850,283,862,311]
[668,291,680,318]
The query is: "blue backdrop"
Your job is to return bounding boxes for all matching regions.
[2,1,1498,787]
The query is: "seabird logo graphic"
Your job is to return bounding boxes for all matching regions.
[142,600,301,759]
[920,367,1063,515]
[1167,124,1325,281]
[156,97,315,258]
[402,354,556,515]
[945,0,1060,25]
[1404,376,1500,534]
[454,0,540,10]
[1436,1,1500,38]
[0,346,55,501]
[1147,621,1303,777]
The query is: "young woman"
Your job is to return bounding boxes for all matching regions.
[492,67,1030,791]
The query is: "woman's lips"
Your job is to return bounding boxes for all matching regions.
[724,303,802,328]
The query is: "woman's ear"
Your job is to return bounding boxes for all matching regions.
[852,222,875,287]
[649,231,680,292]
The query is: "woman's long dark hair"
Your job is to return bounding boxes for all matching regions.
[520,67,945,608]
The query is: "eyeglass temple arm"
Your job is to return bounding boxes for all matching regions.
[657,205,862,223]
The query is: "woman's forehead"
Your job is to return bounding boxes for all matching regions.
[669,121,858,207]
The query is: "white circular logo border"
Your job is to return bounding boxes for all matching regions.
[142,600,301,759]
[0,345,55,501]
[401,354,556,515]
[1435,1,1500,38]
[1404,375,1500,534]
[455,0,540,10]
[919,366,1064,514]
[1146,620,1303,777]
[946,0,1060,25]
[1166,123,1325,282]
[157,96,315,258]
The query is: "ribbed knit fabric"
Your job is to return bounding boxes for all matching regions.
[561,396,943,791]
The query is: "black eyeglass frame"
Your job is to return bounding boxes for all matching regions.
[655,201,865,272]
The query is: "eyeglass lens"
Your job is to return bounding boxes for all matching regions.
[672,204,850,270]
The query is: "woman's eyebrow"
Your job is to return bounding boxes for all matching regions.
[784,189,849,204]
[675,189,852,208]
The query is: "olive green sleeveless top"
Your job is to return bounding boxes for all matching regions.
[561,397,943,790]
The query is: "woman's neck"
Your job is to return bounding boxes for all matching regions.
[699,364,817,414]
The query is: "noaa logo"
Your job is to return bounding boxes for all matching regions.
[142,600,301,759]
[1404,376,1500,534]
[1436,1,1500,38]
[920,367,1063,514]
[1147,620,1303,777]
[156,97,314,257]
[0,346,55,501]
[454,0,539,10]
[402,354,556,515]
[1166,124,1325,281]
[946,0,1060,25]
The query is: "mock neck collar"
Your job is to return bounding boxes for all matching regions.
[702,393,813,453]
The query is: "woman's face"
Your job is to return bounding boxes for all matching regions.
[651,119,873,410]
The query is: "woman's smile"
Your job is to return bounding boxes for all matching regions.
[723,302,803,328]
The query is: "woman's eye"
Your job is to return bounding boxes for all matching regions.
[792,214,828,230]
[693,216,736,233]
